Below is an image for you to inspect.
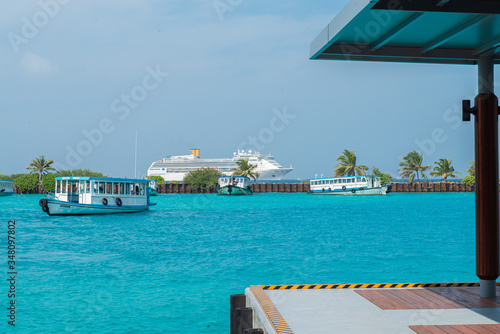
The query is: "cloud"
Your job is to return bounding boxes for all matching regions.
[19,52,55,75]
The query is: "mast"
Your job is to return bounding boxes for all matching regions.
[135,130,138,178]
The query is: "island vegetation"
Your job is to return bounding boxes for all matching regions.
[182,168,223,190]
[231,159,259,180]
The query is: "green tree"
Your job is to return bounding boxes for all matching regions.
[372,167,393,185]
[430,158,461,182]
[56,169,107,177]
[462,175,475,186]
[466,160,475,176]
[147,175,166,184]
[231,159,259,181]
[398,150,431,183]
[183,168,223,190]
[41,173,58,192]
[0,174,27,181]
[15,173,39,192]
[26,154,56,186]
[334,149,368,176]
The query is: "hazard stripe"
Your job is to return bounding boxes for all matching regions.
[260,282,494,290]
[250,285,294,334]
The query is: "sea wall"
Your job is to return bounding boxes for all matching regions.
[390,182,474,192]
[11,182,475,194]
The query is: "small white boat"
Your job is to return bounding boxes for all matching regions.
[309,175,388,195]
[39,176,156,216]
[0,180,15,196]
[217,176,252,195]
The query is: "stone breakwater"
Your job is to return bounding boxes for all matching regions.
[11,182,475,194]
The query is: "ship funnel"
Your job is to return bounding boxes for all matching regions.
[190,149,200,158]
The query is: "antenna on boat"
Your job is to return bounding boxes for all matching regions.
[134,130,138,178]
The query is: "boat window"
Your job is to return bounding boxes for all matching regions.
[85,182,90,194]
[106,183,112,194]
[119,183,124,195]
[63,181,68,193]
[135,184,140,195]
[352,178,355,183]
[98,182,104,195]
[79,182,85,194]
[343,179,346,183]
[113,183,119,194]
[356,177,360,182]
[362,178,366,182]
[140,184,145,195]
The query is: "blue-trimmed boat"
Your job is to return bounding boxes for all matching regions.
[308,175,388,195]
[39,177,156,216]
[0,180,15,196]
[217,176,252,195]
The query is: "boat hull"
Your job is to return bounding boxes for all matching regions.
[309,186,388,195]
[217,185,252,196]
[43,199,150,216]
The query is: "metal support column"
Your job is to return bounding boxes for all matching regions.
[476,54,498,298]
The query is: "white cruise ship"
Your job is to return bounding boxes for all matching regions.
[147,149,293,182]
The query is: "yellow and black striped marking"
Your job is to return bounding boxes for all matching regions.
[261,282,499,290]
[250,285,294,334]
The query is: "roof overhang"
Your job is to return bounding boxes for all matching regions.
[310,0,500,65]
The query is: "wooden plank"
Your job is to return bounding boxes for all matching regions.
[409,289,456,309]
[435,325,465,334]
[409,325,437,334]
[355,290,407,309]
[474,324,500,333]
[398,289,443,309]
[416,289,464,309]
[448,325,482,334]
[378,290,419,309]
[431,288,500,308]
[390,289,434,309]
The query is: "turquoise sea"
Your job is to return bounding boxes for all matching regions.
[1,193,476,333]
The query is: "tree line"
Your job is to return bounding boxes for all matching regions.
[334,149,475,184]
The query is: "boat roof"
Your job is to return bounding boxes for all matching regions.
[55,176,150,183]
[219,175,250,180]
[309,175,377,181]
[0,179,15,183]
[310,0,500,64]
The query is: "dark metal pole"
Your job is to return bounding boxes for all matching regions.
[476,54,498,298]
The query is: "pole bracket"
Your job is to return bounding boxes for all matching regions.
[463,100,500,121]
[462,100,477,121]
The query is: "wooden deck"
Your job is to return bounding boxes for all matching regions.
[356,288,500,310]
[247,284,500,333]
[410,324,500,333]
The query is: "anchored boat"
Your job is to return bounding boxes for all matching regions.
[39,176,156,216]
[0,180,15,196]
[309,175,388,195]
[217,176,252,195]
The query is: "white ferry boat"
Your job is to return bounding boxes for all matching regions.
[217,176,252,195]
[39,177,156,216]
[0,180,15,196]
[147,149,293,182]
[309,175,388,195]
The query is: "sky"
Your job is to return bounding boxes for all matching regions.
[1,0,497,180]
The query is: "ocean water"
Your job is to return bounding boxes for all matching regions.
[1,192,476,333]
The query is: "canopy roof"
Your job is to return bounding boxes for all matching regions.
[310,0,500,64]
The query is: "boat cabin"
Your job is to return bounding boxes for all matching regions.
[309,175,382,193]
[218,176,250,189]
[54,177,150,206]
[0,179,15,195]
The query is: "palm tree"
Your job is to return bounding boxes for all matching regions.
[26,154,56,186]
[398,150,431,183]
[430,158,461,182]
[231,159,259,181]
[334,149,368,176]
[466,160,475,176]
